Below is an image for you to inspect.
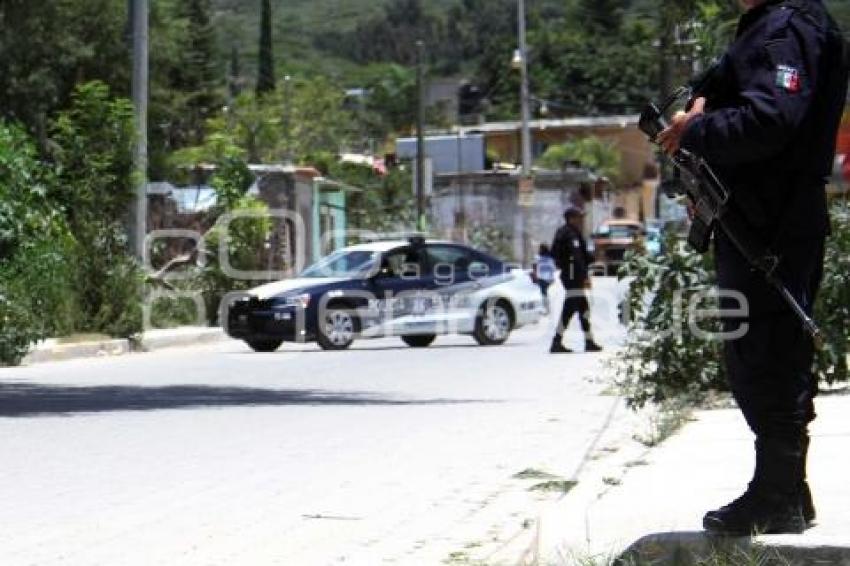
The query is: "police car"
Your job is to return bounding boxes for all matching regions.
[226,238,543,351]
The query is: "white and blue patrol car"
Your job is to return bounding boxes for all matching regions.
[226,238,543,351]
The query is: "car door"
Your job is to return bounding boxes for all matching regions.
[424,244,482,333]
[365,246,433,336]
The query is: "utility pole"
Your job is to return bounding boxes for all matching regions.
[415,40,426,233]
[283,75,293,164]
[130,0,149,261]
[655,1,674,220]
[517,0,532,176]
[457,129,466,241]
[517,0,532,265]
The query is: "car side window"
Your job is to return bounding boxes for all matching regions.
[427,245,475,286]
[468,259,491,280]
[379,247,426,279]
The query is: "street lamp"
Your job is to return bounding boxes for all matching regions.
[511,49,523,70]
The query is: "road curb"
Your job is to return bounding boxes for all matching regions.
[21,327,228,366]
[135,327,227,352]
[532,398,850,566]
[622,532,850,566]
[22,338,131,364]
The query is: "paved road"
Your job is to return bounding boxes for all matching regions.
[0,283,632,565]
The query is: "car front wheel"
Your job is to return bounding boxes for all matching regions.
[401,334,436,348]
[246,339,283,352]
[317,306,358,350]
[473,300,513,346]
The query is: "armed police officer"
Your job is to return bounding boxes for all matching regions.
[658,0,847,535]
[549,206,603,354]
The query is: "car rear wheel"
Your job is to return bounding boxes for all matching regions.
[473,300,513,346]
[401,334,436,348]
[246,339,283,352]
[317,305,358,350]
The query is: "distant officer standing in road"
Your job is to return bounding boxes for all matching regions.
[550,206,603,354]
[658,0,848,535]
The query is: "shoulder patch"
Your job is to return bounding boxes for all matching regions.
[775,64,801,92]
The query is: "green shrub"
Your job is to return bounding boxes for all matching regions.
[0,121,78,364]
[0,83,149,361]
[616,210,850,409]
[0,282,41,366]
[148,294,205,329]
[329,161,416,236]
[7,236,79,337]
[815,202,850,384]
[164,144,271,326]
[198,195,271,324]
[88,245,144,338]
[613,235,726,409]
[0,235,79,365]
[50,81,143,338]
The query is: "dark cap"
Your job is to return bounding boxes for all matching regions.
[564,205,586,219]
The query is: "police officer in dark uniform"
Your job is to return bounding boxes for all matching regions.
[658,0,848,535]
[549,206,602,354]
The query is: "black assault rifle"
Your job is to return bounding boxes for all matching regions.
[638,86,824,347]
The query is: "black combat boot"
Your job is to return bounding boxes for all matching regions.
[703,437,805,536]
[584,339,602,352]
[703,489,804,536]
[550,336,572,353]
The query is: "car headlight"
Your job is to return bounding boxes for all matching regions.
[283,293,311,309]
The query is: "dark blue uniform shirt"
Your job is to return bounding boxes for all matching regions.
[551,224,593,289]
[681,0,848,243]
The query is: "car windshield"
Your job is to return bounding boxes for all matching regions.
[300,250,378,278]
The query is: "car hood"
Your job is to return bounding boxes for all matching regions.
[248,277,348,300]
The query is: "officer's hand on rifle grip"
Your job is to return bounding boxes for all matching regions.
[657,97,706,155]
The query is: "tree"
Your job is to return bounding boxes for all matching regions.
[575,0,629,32]
[256,0,275,95]
[171,0,222,146]
[327,162,416,234]
[537,137,622,182]
[229,44,244,99]
[0,0,128,145]
[172,76,355,166]
[360,64,418,135]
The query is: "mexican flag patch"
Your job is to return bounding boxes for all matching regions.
[775,65,801,92]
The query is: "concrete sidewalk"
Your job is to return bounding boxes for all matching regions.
[536,392,850,565]
[21,327,227,365]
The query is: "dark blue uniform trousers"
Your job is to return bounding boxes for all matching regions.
[716,230,824,501]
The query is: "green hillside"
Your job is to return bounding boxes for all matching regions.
[211,0,850,116]
[211,0,460,82]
